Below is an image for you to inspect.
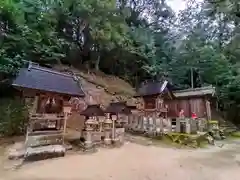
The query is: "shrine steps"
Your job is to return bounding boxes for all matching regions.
[7,142,66,162]
[24,145,66,161]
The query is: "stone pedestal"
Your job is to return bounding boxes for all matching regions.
[143,117,147,131]
[148,117,153,133]
[186,119,191,134]
[190,119,197,133]
[104,131,111,145]
[176,119,181,133]
[112,138,121,147]
[85,131,93,149]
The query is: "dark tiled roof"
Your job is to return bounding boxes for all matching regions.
[105,102,132,115]
[12,65,85,97]
[135,80,173,97]
[80,104,105,116]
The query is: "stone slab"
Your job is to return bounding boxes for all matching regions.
[25,145,65,161]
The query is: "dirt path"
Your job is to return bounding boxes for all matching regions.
[1,139,240,180]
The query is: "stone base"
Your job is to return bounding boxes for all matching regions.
[7,142,25,160]
[104,138,111,145]
[24,145,65,161]
[84,141,93,149]
[83,146,97,154]
[112,139,122,147]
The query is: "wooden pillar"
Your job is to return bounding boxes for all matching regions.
[62,117,67,144]
[206,99,211,120]
[205,97,211,131]
[111,114,117,141]
[63,105,71,144]
[31,95,39,114]
[153,113,157,132]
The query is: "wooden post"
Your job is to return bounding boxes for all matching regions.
[206,99,211,120]
[111,114,117,141]
[31,95,39,114]
[63,116,67,144]
[63,105,71,144]
[191,67,194,88]
[205,97,211,131]
[112,119,115,139]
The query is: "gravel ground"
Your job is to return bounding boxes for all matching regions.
[1,138,240,180]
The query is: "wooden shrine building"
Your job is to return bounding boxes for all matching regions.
[169,86,216,120]
[134,80,175,117]
[12,63,85,152]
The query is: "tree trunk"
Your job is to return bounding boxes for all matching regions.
[190,67,194,88]
[95,52,101,71]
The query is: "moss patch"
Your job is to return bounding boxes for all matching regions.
[230,131,240,138]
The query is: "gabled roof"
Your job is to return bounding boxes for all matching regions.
[80,104,105,116]
[134,80,174,98]
[173,86,215,98]
[105,102,132,115]
[12,64,85,97]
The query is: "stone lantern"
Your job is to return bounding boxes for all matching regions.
[84,117,98,148]
[105,102,132,144]
[85,117,98,131]
[104,115,112,145]
[80,104,104,147]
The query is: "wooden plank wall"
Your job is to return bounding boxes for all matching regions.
[165,97,207,118]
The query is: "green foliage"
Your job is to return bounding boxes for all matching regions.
[0,0,240,125]
[0,98,28,136]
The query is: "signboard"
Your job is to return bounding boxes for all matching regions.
[26,134,63,147]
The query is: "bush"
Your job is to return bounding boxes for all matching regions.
[0,98,28,136]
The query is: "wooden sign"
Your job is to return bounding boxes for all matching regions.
[26,134,63,147]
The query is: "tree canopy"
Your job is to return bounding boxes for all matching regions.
[0,0,240,123]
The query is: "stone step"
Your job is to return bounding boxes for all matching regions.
[25,145,65,161]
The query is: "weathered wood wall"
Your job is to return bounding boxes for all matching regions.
[166,97,207,118]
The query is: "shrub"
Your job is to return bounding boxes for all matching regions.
[0,98,28,136]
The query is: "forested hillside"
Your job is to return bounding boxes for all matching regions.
[0,0,240,123]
